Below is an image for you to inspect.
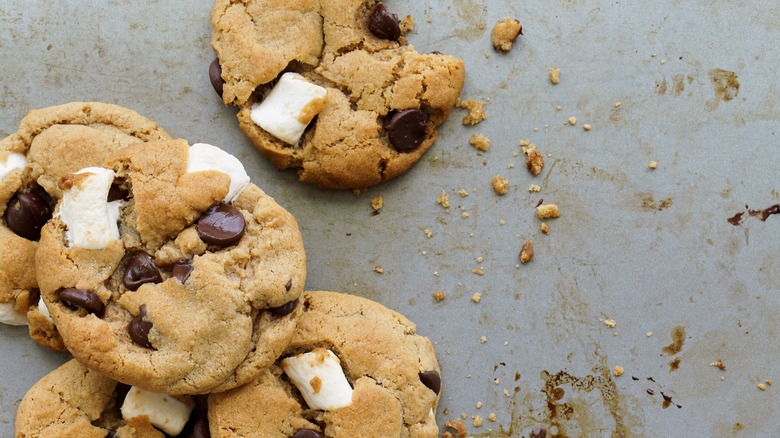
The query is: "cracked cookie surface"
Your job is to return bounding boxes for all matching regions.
[0,102,171,351]
[207,291,441,438]
[211,0,465,189]
[35,139,306,395]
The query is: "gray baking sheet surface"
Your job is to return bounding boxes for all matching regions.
[1,0,778,436]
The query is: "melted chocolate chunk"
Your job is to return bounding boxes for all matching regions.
[171,258,194,284]
[192,414,210,438]
[530,427,547,438]
[285,279,293,291]
[292,430,323,438]
[123,252,162,291]
[197,202,245,246]
[58,288,105,317]
[269,300,297,317]
[388,109,429,151]
[209,58,224,98]
[419,370,441,395]
[368,4,401,41]
[105,430,116,438]
[128,305,154,348]
[5,191,52,240]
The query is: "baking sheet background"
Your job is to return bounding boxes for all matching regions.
[1,0,778,436]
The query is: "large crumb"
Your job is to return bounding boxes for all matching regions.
[529,184,541,192]
[470,134,490,151]
[472,415,484,427]
[457,98,487,125]
[444,419,468,438]
[492,17,522,51]
[432,291,446,301]
[436,190,450,208]
[526,149,544,175]
[492,175,509,195]
[374,266,384,273]
[519,241,534,263]
[536,204,560,218]
[549,67,560,84]
[540,222,550,234]
[399,15,414,34]
[471,292,482,302]
[371,194,384,211]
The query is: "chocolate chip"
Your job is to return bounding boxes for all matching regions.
[192,414,210,438]
[388,109,428,151]
[4,191,52,240]
[171,258,194,284]
[292,430,323,438]
[285,280,292,291]
[530,427,547,438]
[197,202,245,247]
[123,252,162,291]
[107,183,130,202]
[209,58,224,98]
[419,370,441,395]
[58,288,105,317]
[269,300,297,317]
[368,4,401,41]
[106,430,117,438]
[128,305,154,348]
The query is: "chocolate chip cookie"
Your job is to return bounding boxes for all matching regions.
[15,359,209,437]
[0,102,171,351]
[35,139,307,395]
[206,291,441,437]
[210,0,465,189]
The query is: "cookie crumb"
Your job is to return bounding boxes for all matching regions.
[476,401,483,409]
[503,389,510,396]
[424,228,433,238]
[649,161,658,169]
[615,102,622,107]
[529,184,541,192]
[444,419,467,438]
[462,212,470,219]
[540,222,550,234]
[470,133,490,151]
[758,383,767,390]
[481,336,487,343]
[473,415,484,427]
[519,241,534,263]
[427,16,432,23]
[492,175,509,195]
[432,291,446,301]
[458,189,469,197]
[583,124,591,131]
[603,319,616,328]
[472,268,484,276]
[710,359,726,370]
[352,188,366,197]
[647,332,653,337]
[614,365,624,376]
[536,204,560,218]
[549,67,560,84]
[488,413,497,422]
[519,139,530,147]
[491,17,522,51]
[374,266,384,273]
[456,98,487,125]
[399,15,414,34]
[371,194,384,211]
[567,117,577,125]
[526,150,544,175]
[437,190,451,208]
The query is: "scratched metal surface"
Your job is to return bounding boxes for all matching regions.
[1,0,778,436]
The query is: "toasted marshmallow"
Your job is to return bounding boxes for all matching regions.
[37,296,53,323]
[0,300,28,326]
[59,167,120,249]
[250,72,327,145]
[121,386,193,436]
[186,143,250,203]
[280,348,353,410]
[0,152,27,181]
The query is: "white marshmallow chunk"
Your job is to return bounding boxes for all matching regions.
[280,348,353,410]
[59,167,121,249]
[121,386,193,436]
[37,296,53,323]
[250,72,327,145]
[186,143,250,203]
[0,152,27,181]
[0,300,28,326]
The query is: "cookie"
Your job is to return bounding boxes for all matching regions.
[206,291,441,437]
[35,139,306,394]
[210,0,465,189]
[15,359,210,437]
[0,102,171,351]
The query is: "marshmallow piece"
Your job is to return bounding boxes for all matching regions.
[0,152,27,181]
[37,296,53,324]
[280,348,353,410]
[250,72,327,145]
[121,386,193,436]
[186,143,250,203]
[59,167,121,249]
[0,300,28,326]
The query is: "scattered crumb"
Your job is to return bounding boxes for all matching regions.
[615,102,622,107]
[604,319,617,328]
[567,116,577,125]
[488,413,497,422]
[519,241,534,263]
[352,188,366,197]
[647,332,653,337]
[614,366,624,376]
[491,17,522,51]
[507,163,515,168]
[549,67,560,84]
[458,189,469,197]
[424,228,433,238]
[476,401,483,409]
[399,15,414,34]
[473,415,484,427]
[494,378,500,384]
[557,105,562,111]
[526,150,544,175]
[457,98,487,125]
[427,16,432,23]
[472,268,484,276]
[519,139,530,147]
[649,161,658,169]
[758,383,767,390]
[444,419,467,438]
[373,266,384,273]
[529,184,541,192]
[462,212,470,219]
[472,292,482,302]
[481,336,487,343]
[503,389,510,396]
[710,359,726,370]
[536,204,560,218]
[437,190,450,208]
[470,134,490,151]
[371,194,384,211]
[583,124,591,131]
[499,219,505,225]
[477,257,483,263]
[540,222,549,234]
[492,175,509,195]
[661,59,666,64]
[432,291,446,301]
[767,379,773,385]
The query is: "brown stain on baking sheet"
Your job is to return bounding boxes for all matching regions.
[662,326,686,356]
[727,204,780,225]
[706,69,739,110]
[639,193,673,212]
[672,74,686,96]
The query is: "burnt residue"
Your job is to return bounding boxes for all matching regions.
[668,357,681,372]
[640,194,673,212]
[662,326,686,355]
[710,69,740,102]
[727,204,780,225]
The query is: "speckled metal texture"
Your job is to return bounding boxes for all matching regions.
[1,1,778,436]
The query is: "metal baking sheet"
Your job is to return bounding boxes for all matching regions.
[1,0,778,436]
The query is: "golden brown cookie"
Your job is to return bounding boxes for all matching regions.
[210,0,465,189]
[206,291,441,438]
[35,139,306,395]
[0,102,171,351]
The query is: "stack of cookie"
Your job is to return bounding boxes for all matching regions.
[6,1,464,436]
